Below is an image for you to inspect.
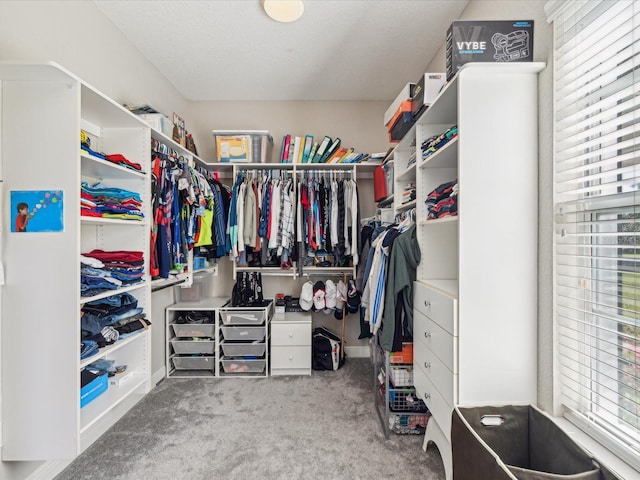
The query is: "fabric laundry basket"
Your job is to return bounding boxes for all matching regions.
[451,405,622,480]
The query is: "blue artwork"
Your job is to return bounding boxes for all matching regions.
[10,190,64,233]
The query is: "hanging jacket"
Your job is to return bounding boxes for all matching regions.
[379,224,421,352]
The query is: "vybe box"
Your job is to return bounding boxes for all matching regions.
[446,20,534,80]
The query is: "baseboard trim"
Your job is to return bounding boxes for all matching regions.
[27,460,70,480]
[152,367,166,386]
[345,345,370,358]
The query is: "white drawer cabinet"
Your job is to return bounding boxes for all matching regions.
[413,309,456,373]
[414,341,456,406]
[413,370,453,442]
[414,281,456,335]
[270,313,312,376]
[271,322,311,346]
[271,346,312,370]
[403,63,542,480]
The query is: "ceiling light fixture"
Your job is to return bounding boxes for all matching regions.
[263,0,304,23]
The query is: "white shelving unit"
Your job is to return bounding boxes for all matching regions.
[406,62,545,480]
[0,62,152,461]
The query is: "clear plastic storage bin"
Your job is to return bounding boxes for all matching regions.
[212,130,273,163]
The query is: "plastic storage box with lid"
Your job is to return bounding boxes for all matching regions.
[177,273,212,303]
[137,113,173,138]
[212,130,273,163]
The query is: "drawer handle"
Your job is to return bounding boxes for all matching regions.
[289,355,293,361]
[424,301,431,308]
[424,393,431,400]
[288,333,293,338]
[424,362,431,369]
[424,331,432,339]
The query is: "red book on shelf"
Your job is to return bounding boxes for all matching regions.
[281,134,291,163]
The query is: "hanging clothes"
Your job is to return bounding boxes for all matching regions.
[379,223,420,352]
[227,170,296,269]
[149,141,230,278]
[361,212,418,351]
[296,172,360,269]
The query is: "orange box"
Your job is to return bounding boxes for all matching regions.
[386,100,412,135]
[387,343,413,364]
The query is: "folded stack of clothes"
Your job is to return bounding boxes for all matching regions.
[81,129,144,173]
[80,291,150,359]
[425,180,458,220]
[421,125,458,161]
[81,182,144,221]
[80,250,145,297]
[402,182,416,204]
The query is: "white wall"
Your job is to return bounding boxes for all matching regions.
[0,1,192,130]
[423,0,554,412]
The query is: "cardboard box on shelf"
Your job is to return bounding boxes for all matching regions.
[447,20,534,80]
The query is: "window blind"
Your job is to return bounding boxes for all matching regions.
[552,0,639,467]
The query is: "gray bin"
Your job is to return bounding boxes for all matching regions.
[452,405,622,480]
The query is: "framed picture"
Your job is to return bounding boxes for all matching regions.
[10,190,64,233]
[172,112,186,146]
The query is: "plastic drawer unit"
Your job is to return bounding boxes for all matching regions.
[165,297,230,378]
[218,301,272,377]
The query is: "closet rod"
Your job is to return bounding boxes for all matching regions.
[301,271,354,278]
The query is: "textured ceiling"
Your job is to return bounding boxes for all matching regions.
[94,0,468,101]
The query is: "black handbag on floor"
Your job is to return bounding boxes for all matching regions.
[312,327,345,371]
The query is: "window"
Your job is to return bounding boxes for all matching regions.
[550,0,639,468]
